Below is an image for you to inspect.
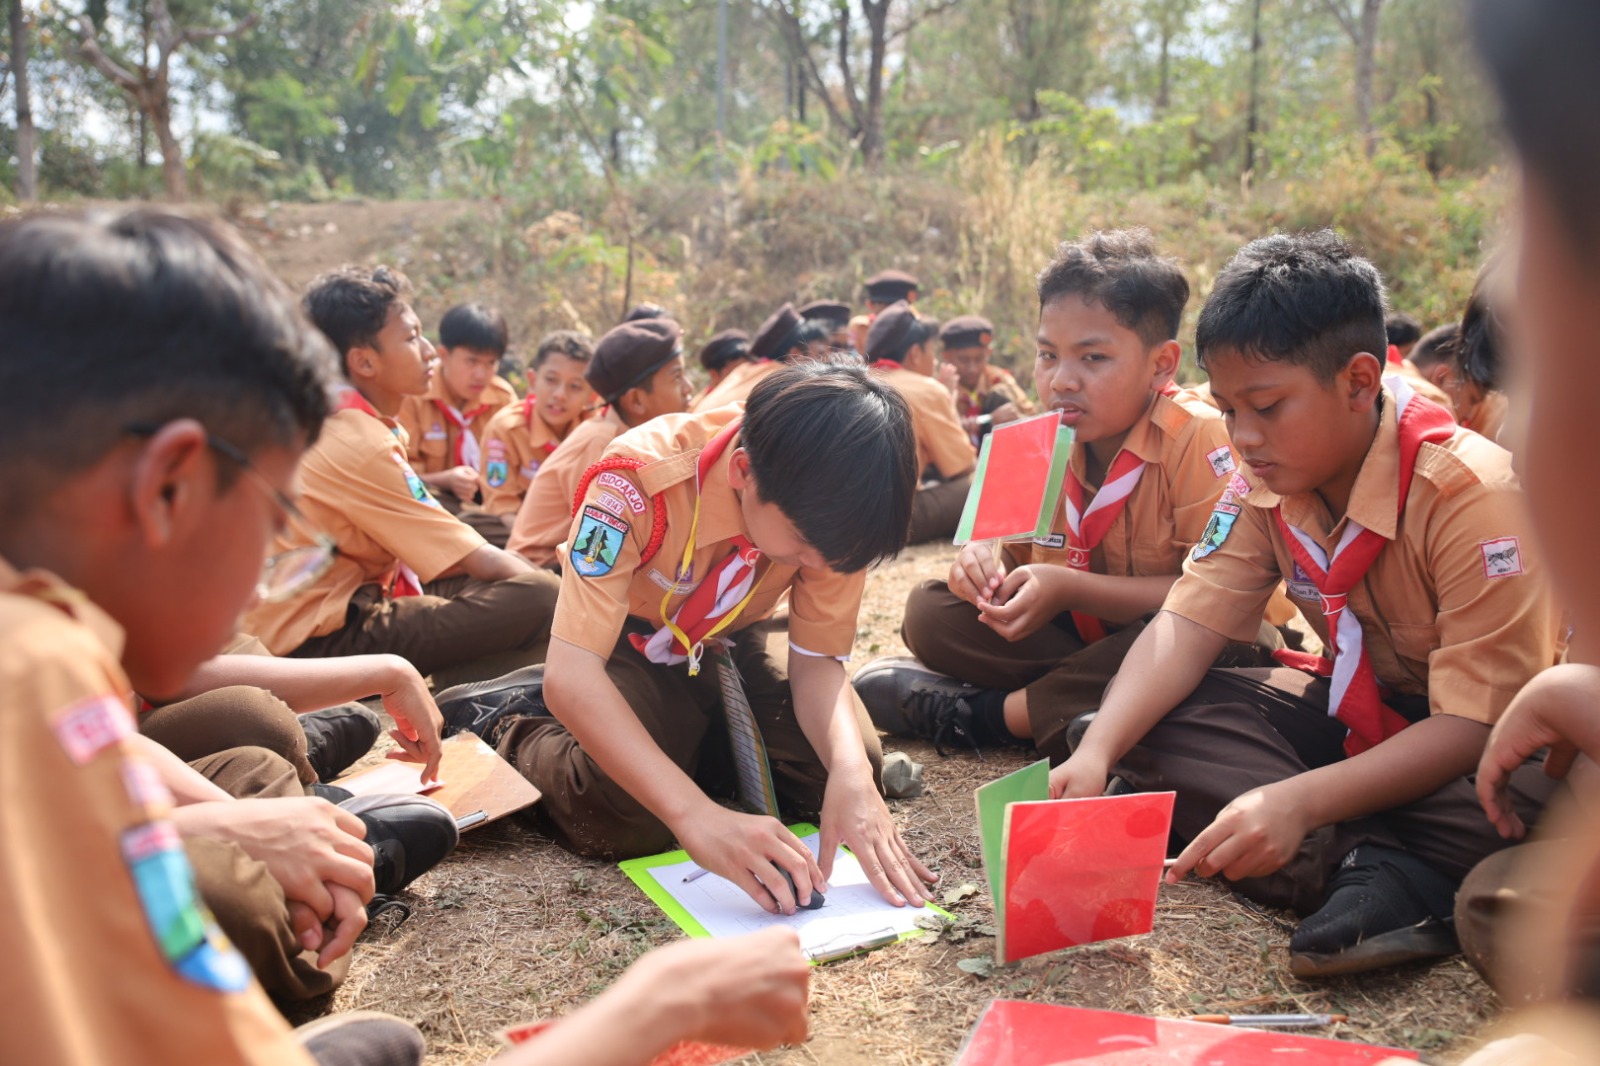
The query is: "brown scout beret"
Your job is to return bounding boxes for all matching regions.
[939,314,995,349]
[864,270,919,303]
[749,303,803,362]
[865,301,936,363]
[587,318,683,403]
[797,299,852,325]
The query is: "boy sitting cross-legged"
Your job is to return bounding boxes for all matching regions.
[856,229,1274,761]
[1051,230,1563,978]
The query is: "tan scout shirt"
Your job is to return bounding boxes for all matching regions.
[0,557,310,1066]
[243,405,486,654]
[1166,386,1559,725]
[508,406,628,566]
[690,359,782,413]
[1005,390,1237,581]
[872,363,977,480]
[395,375,518,474]
[957,364,1037,418]
[551,407,864,659]
[479,398,575,517]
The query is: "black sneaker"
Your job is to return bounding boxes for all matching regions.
[294,1010,425,1066]
[338,793,460,898]
[852,656,977,736]
[301,704,382,782]
[1289,844,1460,978]
[435,664,550,744]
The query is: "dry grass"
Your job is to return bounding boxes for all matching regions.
[304,541,1502,1065]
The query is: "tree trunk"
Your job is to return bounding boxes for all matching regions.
[1354,0,1380,157]
[859,0,890,169]
[10,0,36,201]
[151,94,188,199]
[1244,0,1263,177]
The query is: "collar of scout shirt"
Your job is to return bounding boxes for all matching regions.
[1231,385,1405,544]
[629,424,749,548]
[1063,388,1188,490]
[423,371,513,414]
[0,553,126,660]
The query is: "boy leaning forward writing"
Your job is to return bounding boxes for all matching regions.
[1053,231,1562,978]
[452,363,937,914]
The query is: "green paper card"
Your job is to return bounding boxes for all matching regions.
[974,759,1050,938]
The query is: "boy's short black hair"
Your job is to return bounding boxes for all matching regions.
[1195,230,1387,383]
[303,265,412,362]
[1456,259,1507,392]
[1408,323,1459,371]
[0,209,336,505]
[742,363,916,573]
[1385,312,1422,349]
[1473,1,1600,260]
[438,302,509,357]
[1036,228,1190,348]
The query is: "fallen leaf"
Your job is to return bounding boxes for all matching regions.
[941,882,980,907]
[957,956,995,979]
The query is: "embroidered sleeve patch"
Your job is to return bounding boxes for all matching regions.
[1481,537,1524,579]
[1192,502,1241,561]
[596,472,648,514]
[391,452,442,508]
[52,693,133,765]
[594,491,628,518]
[1206,445,1237,479]
[484,440,510,488]
[571,505,630,577]
[1227,471,1253,498]
[123,821,252,993]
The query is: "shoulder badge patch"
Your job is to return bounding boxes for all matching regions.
[596,472,648,514]
[485,460,509,488]
[1227,471,1252,499]
[122,821,253,993]
[1206,445,1237,479]
[571,505,630,577]
[1480,537,1524,579]
[52,693,133,765]
[1192,501,1241,561]
[391,452,441,507]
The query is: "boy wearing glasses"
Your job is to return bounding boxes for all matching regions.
[242,266,560,686]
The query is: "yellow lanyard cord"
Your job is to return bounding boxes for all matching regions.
[659,466,768,677]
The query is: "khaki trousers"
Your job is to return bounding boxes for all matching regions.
[901,579,1278,763]
[141,685,318,786]
[500,618,884,860]
[290,570,559,685]
[185,746,346,1002]
[1114,667,1557,915]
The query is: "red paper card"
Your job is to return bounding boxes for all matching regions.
[953,1001,1418,1065]
[999,793,1173,964]
[955,411,1072,544]
[501,1020,748,1065]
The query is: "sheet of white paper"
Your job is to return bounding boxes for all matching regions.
[337,760,444,797]
[648,833,928,959]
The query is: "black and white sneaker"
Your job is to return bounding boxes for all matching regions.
[434,664,550,744]
[338,793,460,899]
[301,704,382,782]
[294,1011,425,1066]
[1289,844,1460,978]
[851,656,978,736]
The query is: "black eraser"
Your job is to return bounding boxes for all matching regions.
[777,865,825,909]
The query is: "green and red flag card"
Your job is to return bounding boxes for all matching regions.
[954,410,1073,545]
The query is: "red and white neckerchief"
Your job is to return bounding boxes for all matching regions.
[1271,377,1455,756]
[335,387,425,598]
[628,418,767,674]
[1061,446,1149,642]
[869,359,901,371]
[431,397,493,469]
[521,397,563,456]
[1158,380,1181,397]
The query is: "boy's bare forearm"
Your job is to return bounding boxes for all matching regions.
[1288,713,1490,829]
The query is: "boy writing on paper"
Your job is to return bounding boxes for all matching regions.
[856,229,1267,761]
[0,207,814,1066]
[448,363,939,916]
[241,266,560,683]
[1051,230,1562,978]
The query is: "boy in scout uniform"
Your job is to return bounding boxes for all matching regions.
[695,327,751,398]
[1051,230,1562,978]
[243,266,559,684]
[395,302,518,511]
[849,270,920,352]
[478,331,596,534]
[797,299,854,352]
[865,301,977,544]
[692,303,834,412]
[856,230,1260,762]
[939,314,1036,446]
[455,364,938,915]
[508,318,694,567]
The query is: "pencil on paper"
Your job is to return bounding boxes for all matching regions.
[1191,1013,1349,1028]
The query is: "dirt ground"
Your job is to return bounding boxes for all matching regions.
[304,540,1501,1066]
[233,201,1503,1062]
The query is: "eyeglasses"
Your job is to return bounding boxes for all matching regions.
[124,423,338,603]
